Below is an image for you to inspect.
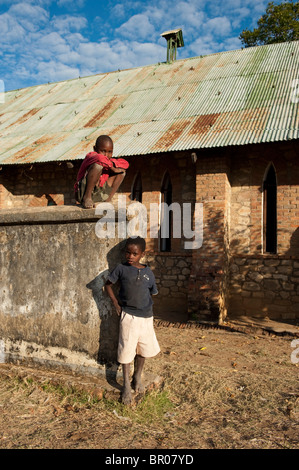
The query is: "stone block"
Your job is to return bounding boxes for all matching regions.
[263,279,281,291]
[243,281,261,291]
[264,259,280,267]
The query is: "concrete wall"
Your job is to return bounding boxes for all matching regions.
[0,206,123,373]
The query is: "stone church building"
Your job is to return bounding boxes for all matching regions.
[0,39,298,325]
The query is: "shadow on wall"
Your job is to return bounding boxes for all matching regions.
[287,226,299,256]
[86,240,127,370]
[0,162,80,208]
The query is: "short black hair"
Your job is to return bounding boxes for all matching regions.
[125,236,146,252]
[95,135,113,149]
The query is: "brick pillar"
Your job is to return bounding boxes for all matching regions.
[0,183,9,209]
[0,184,4,208]
[188,154,230,323]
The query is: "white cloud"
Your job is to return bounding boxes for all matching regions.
[35,60,80,83]
[116,13,156,40]
[129,40,165,65]
[173,1,205,29]
[110,3,126,19]
[189,34,219,56]
[231,7,250,29]
[0,12,26,44]
[204,16,232,37]
[8,2,49,30]
[73,37,165,75]
[51,14,87,32]
[57,0,86,8]
[0,0,272,91]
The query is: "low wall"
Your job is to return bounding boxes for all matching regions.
[0,205,192,373]
[0,206,123,374]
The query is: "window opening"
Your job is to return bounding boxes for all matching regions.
[131,171,142,202]
[263,164,277,254]
[160,171,172,252]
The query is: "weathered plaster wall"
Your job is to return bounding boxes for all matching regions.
[0,206,123,373]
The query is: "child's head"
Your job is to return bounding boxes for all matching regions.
[94,135,113,159]
[125,237,146,266]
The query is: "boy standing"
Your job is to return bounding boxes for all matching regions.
[75,135,129,208]
[105,237,160,405]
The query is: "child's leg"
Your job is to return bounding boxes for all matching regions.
[83,163,103,208]
[122,363,133,405]
[132,355,145,393]
[106,171,126,202]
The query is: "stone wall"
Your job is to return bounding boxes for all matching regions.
[229,256,299,320]
[145,252,192,319]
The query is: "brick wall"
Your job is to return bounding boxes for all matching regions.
[0,161,81,209]
[188,151,231,322]
[228,141,299,320]
[121,153,196,252]
[230,141,299,256]
[122,153,196,319]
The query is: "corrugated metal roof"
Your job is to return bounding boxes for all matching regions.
[0,41,298,165]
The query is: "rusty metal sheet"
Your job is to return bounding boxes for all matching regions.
[1,133,67,164]
[0,40,298,164]
[151,119,192,152]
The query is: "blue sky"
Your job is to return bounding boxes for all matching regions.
[0,0,270,91]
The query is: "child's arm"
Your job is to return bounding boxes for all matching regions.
[111,157,129,170]
[109,166,126,175]
[105,280,122,316]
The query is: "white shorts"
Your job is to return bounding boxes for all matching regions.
[117,311,160,364]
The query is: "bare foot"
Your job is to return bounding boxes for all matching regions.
[132,376,145,394]
[82,197,94,209]
[121,386,133,405]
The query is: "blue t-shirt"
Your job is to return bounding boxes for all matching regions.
[107,263,158,317]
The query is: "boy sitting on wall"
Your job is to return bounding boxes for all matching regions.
[75,135,129,209]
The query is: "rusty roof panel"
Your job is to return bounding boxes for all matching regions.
[0,41,298,164]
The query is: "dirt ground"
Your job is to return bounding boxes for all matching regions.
[0,318,298,450]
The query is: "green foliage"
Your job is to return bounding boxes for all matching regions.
[240,1,299,47]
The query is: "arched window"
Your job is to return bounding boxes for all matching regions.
[263,163,277,254]
[160,171,172,252]
[131,171,142,202]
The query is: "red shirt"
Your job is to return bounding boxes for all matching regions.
[74,152,129,191]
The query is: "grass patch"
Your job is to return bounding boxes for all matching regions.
[103,389,174,425]
[11,374,174,427]
[39,379,174,426]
